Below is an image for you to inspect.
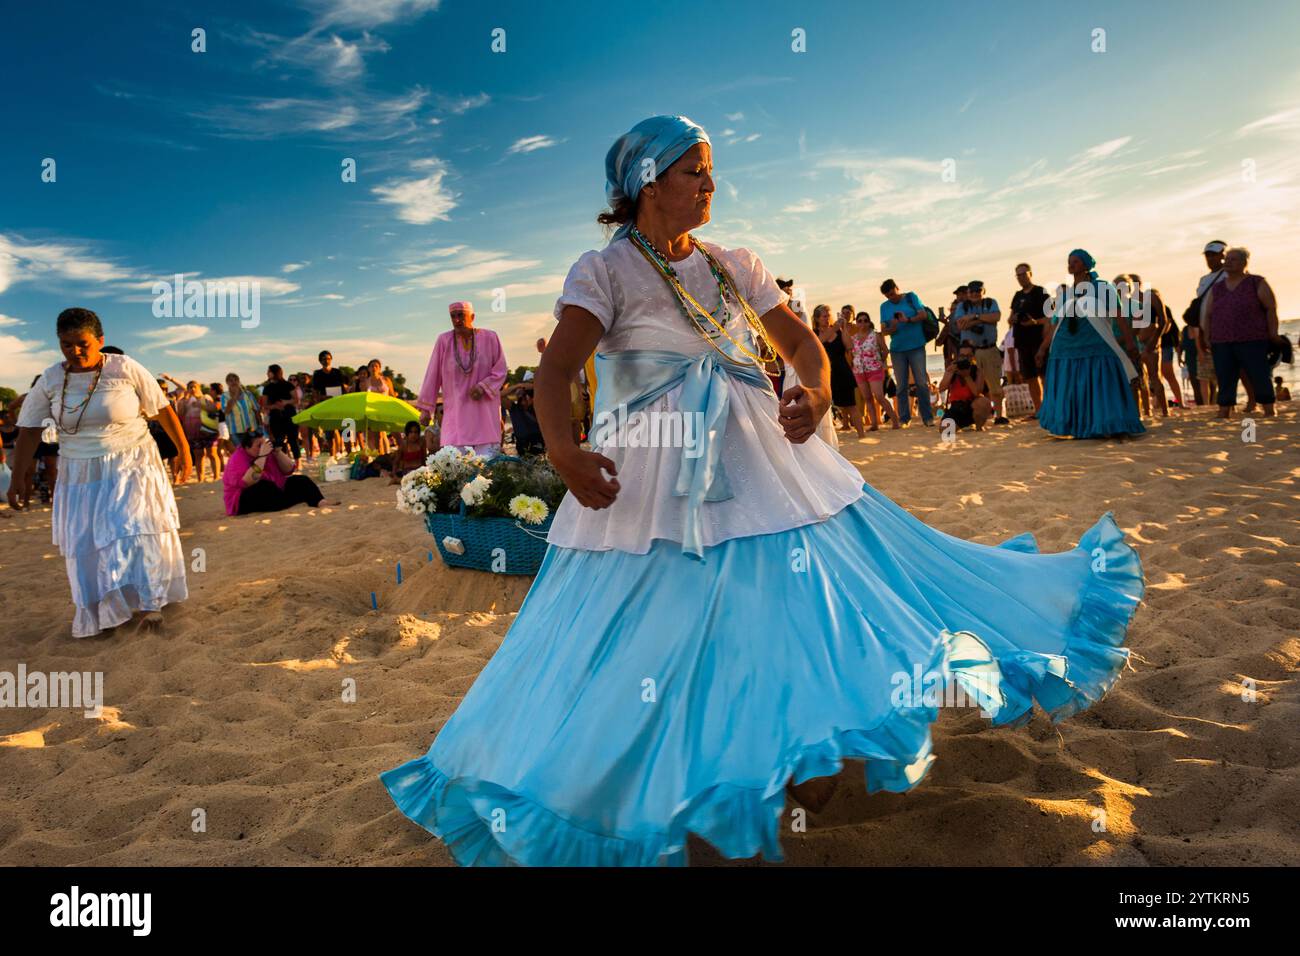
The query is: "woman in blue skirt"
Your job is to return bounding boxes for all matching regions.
[1036,251,1145,439]
[381,118,1146,866]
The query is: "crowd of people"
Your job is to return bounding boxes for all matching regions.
[759,239,1291,440]
[0,242,1291,638]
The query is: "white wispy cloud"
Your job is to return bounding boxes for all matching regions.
[282,262,308,273]
[1237,106,1300,138]
[441,92,490,115]
[1,333,60,387]
[304,0,441,29]
[237,27,390,84]
[782,199,819,214]
[136,324,212,350]
[0,234,136,295]
[0,313,23,327]
[372,159,458,224]
[192,88,427,140]
[506,135,561,155]
[392,257,542,291]
[477,274,565,299]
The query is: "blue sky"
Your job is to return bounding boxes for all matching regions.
[4,0,1300,390]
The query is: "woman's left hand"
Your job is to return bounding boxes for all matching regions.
[778,384,829,444]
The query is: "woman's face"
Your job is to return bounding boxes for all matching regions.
[59,329,104,370]
[645,143,715,232]
[251,435,271,457]
[1068,255,1085,277]
[1225,250,1247,273]
[368,361,382,376]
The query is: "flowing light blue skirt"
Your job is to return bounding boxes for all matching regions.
[381,482,1144,866]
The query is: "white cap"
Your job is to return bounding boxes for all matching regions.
[1203,240,1227,254]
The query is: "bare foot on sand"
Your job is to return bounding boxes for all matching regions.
[786,774,840,814]
[134,611,166,635]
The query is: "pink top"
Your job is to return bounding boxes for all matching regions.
[851,330,885,374]
[221,445,295,516]
[415,328,508,446]
[1209,274,1269,344]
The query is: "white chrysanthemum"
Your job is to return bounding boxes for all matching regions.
[460,473,492,506]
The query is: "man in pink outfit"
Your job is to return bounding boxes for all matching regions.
[416,301,508,456]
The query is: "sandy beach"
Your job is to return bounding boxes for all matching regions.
[1,404,1296,867]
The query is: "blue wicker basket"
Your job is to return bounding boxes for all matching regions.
[424,502,553,575]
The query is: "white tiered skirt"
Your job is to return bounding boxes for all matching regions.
[53,438,188,637]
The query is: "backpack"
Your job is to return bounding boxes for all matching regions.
[905,292,941,342]
[1183,270,1223,328]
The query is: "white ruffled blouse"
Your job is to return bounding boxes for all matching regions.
[546,237,864,554]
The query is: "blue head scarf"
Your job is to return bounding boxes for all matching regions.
[1069,248,1099,282]
[604,115,711,241]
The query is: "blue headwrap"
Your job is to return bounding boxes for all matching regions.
[1069,248,1099,281]
[604,115,711,241]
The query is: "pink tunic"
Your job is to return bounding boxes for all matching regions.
[415,328,508,446]
[221,445,295,516]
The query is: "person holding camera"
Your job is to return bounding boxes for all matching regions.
[939,342,994,432]
[221,432,336,516]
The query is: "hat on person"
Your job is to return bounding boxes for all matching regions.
[776,278,794,290]
[966,280,984,292]
[449,300,474,315]
[1203,240,1227,254]
[952,286,967,295]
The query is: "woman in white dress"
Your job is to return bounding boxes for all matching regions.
[8,309,190,637]
[380,116,1144,866]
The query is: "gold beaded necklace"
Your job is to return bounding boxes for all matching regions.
[629,228,778,367]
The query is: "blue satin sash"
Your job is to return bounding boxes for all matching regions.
[592,349,774,559]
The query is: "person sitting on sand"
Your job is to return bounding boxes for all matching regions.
[1273,377,1291,401]
[939,342,994,432]
[391,422,427,483]
[221,433,336,516]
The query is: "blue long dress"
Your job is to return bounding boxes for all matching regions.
[1038,313,1145,438]
[381,244,1145,866]
[381,374,1146,866]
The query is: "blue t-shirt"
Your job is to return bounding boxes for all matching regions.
[880,293,927,352]
[954,298,1000,348]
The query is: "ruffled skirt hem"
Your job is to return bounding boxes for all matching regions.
[381,512,1141,866]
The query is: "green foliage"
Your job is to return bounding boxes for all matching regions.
[466,455,566,519]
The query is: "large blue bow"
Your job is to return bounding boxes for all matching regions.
[592,349,773,559]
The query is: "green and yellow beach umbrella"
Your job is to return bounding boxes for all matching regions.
[292,392,420,432]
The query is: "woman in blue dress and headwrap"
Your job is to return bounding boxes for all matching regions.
[1036,250,1145,438]
[380,117,1146,866]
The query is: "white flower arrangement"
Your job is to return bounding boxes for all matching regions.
[426,445,484,483]
[395,466,442,515]
[508,494,550,525]
[460,473,492,506]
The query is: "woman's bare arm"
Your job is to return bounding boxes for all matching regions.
[150,404,192,480]
[759,303,832,443]
[537,307,620,509]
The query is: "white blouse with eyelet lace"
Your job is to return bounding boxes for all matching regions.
[545,237,864,554]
